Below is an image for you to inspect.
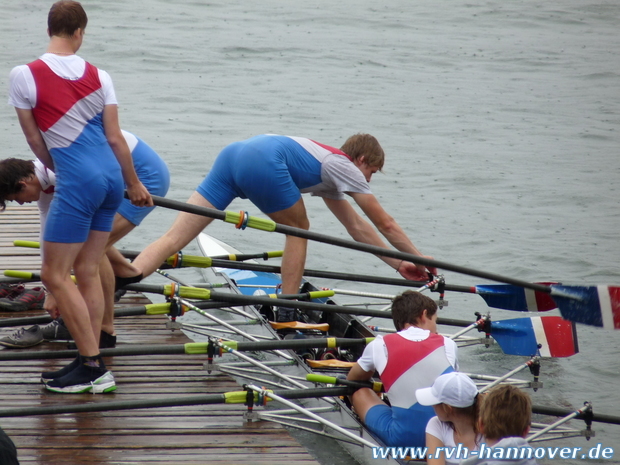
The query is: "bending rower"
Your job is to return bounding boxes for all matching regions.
[130,134,436,321]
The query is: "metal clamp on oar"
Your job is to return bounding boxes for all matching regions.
[473,312,492,347]
[165,284,186,329]
[529,402,594,443]
[205,340,216,374]
[243,384,260,421]
[529,350,543,391]
[426,274,448,308]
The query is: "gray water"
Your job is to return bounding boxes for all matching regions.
[1,0,619,462]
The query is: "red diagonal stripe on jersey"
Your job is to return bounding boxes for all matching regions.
[380,333,444,389]
[309,139,352,160]
[28,59,101,132]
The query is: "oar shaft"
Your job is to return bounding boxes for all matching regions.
[246,384,377,448]
[220,337,373,352]
[0,302,208,328]
[478,358,535,393]
[150,195,551,293]
[126,284,396,319]
[0,386,352,418]
[531,405,620,426]
[126,282,333,302]
[0,337,372,361]
[527,410,581,441]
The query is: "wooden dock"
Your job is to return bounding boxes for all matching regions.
[0,205,321,465]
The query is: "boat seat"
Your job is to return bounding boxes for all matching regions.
[306,359,356,369]
[270,321,329,331]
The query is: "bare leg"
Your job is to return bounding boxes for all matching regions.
[101,214,137,335]
[132,191,216,277]
[106,214,138,278]
[74,230,110,348]
[100,254,116,336]
[349,388,386,423]
[267,198,310,295]
[42,230,110,357]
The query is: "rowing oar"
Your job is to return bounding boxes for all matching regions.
[140,281,578,357]
[124,282,335,302]
[148,195,620,329]
[161,254,557,312]
[305,375,620,427]
[0,318,576,361]
[0,275,579,357]
[0,300,227,328]
[531,402,620,427]
[306,373,383,393]
[13,240,283,263]
[10,241,558,313]
[0,385,352,418]
[0,337,374,361]
[121,283,396,319]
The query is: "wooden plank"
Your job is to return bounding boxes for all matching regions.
[0,205,321,465]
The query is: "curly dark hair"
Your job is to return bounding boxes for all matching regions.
[0,159,35,211]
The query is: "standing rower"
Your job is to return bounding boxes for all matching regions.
[7,0,152,393]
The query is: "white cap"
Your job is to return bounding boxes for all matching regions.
[416,372,478,408]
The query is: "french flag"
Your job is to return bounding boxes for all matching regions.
[491,316,578,358]
[551,285,620,330]
[475,282,559,312]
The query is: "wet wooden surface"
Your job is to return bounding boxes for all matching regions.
[0,204,320,465]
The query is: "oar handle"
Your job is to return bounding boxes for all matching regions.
[13,240,40,249]
[210,251,284,261]
[306,374,383,393]
[4,270,40,280]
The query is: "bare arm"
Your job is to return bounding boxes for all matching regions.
[102,105,152,207]
[323,195,435,279]
[346,362,375,381]
[15,108,55,170]
[426,433,447,465]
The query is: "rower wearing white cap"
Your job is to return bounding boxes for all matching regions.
[416,372,484,465]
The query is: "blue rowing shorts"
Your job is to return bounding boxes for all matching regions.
[117,138,170,226]
[197,135,321,214]
[364,403,434,448]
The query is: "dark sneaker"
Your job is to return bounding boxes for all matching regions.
[0,287,45,312]
[0,326,44,348]
[99,330,117,349]
[45,363,116,394]
[0,283,25,299]
[40,319,72,341]
[41,356,82,384]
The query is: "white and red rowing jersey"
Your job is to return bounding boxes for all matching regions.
[357,326,458,409]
